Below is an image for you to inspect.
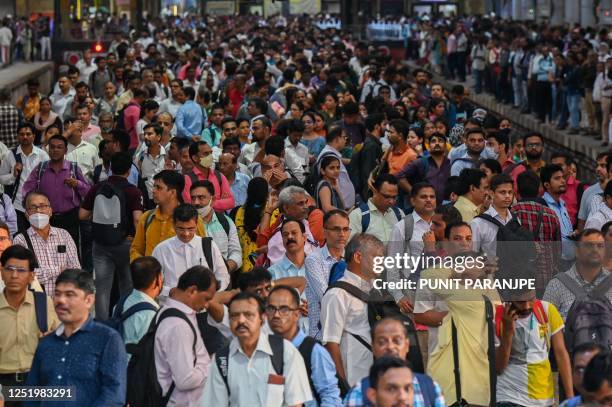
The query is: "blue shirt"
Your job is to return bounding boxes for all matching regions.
[176,100,203,139]
[292,330,342,407]
[269,255,309,333]
[543,192,575,260]
[229,171,250,208]
[104,164,139,187]
[202,124,222,147]
[25,316,127,407]
[343,374,445,407]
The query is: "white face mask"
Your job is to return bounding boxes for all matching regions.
[29,213,50,229]
[197,202,213,218]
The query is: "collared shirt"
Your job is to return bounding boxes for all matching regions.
[585,202,612,230]
[22,160,91,214]
[182,166,235,212]
[284,138,309,183]
[202,124,222,147]
[155,298,210,407]
[543,192,575,260]
[67,139,101,183]
[229,171,250,207]
[396,156,451,204]
[0,290,59,373]
[152,235,230,298]
[386,211,432,302]
[0,103,20,148]
[14,227,81,295]
[305,245,343,339]
[543,265,612,320]
[318,145,355,209]
[95,163,140,187]
[269,255,308,334]
[343,373,446,407]
[201,333,313,407]
[176,100,204,139]
[0,194,17,235]
[82,124,102,148]
[454,195,480,223]
[471,205,514,259]
[158,97,182,117]
[267,218,318,265]
[26,316,127,406]
[239,142,262,167]
[578,183,604,221]
[348,199,405,243]
[321,269,373,387]
[49,92,73,120]
[203,212,242,269]
[136,145,166,199]
[292,330,342,407]
[116,289,158,347]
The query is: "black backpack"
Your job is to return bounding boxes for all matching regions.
[555,273,612,354]
[126,307,197,407]
[298,335,350,403]
[104,290,158,340]
[304,151,337,197]
[92,180,130,246]
[476,213,540,299]
[215,334,284,396]
[5,147,22,201]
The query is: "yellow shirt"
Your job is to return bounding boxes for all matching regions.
[0,291,60,373]
[129,207,206,261]
[234,206,280,273]
[454,195,480,223]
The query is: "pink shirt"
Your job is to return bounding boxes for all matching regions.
[82,124,101,144]
[123,101,141,149]
[182,166,235,211]
[561,176,581,226]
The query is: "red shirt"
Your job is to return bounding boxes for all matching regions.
[123,100,141,150]
[561,176,583,226]
[182,166,235,211]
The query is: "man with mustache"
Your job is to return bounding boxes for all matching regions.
[25,269,127,406]
[202,291,313,406]
[495,287,574,407]
[344,317,444,407]
[137,124,167,208]
[365,357,415,407]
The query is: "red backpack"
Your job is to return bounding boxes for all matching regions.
[494,300,548,339]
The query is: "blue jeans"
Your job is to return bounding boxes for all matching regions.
[567,93,582,129]
[473,69,484,94]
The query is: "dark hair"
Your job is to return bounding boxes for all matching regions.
[143,123,163,137]
[517,171,540,199]
[464,127,486,140]
[326,126,345,144]
[371,317,409,341]
[578,228,604,241]
[111,130,131,152]
[237,266,272,292]
[320,154,340,170]
[457,168,487,196]
[183,87,196,100]
[603,221,612,236]
[110,152,132,175]
[572,342,605,361]
[173,203,199,223]
[343,101,359,116]
[445,221,471,239]
[0,245,37,271]
[55,268,95,294]
[605,179,612,198]
[373,173,398,191]
[265,135,285,157]
[17,122,36,134]
[479,158,502,176]
[268,284,301,308]
[434,204,462,225]
[244,177,269,238]
[48,134,68,148]
[177,265,216,291]
[191,180,215,196]
[489,129,510,152]
[365,113,385,132]
[222,136,241,151]
[583,351,612,393]
[540,164,564,186]
[489,174,513,192]
[389,119,410,139]
[411,182,435,198]
[369,356,412,389]
[281,218,306,234]
[228,291,265,315]
[288,119,305,134]
[131,256,162,290]
[0,221,10,237]
[444,176,461,201]
[248,97,268,115]
[153,170,185,202]
[522,131,544,146]
[189,140,209,161]
[323,209,349,226]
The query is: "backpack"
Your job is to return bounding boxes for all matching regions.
[105,291,158,339]
[116,102,137,132]
[476,213,539,300]
[36,160,79,191]
[555,273,612,353]
[215,334,284,396]
[126,307,198,407]
[186,170,223,195]
[92,164,104,185]
[92,180,130,246]
[359,201,403,233]
[5,147,22,201]
[494,300,550,344]
[359,374,437,407]
[328,260,347,285]
[29,287,48,333]
[214,211,230,236]
[298,335,351,403]
[304,151,337,197]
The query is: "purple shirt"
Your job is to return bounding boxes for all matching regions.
[396,156,451,204]
[22,160,91,214]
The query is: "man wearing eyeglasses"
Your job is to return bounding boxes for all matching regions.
[0,245,59,393]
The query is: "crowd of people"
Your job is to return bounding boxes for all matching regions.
[0,12,611,407]
[0,15,53,67]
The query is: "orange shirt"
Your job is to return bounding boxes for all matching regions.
[387,145,418,176]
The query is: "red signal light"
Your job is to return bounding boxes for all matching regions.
[93,42,104,53]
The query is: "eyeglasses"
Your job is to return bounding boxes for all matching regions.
[526,143,542,149]
[265,305,298,316]
[0,236,10,242]
[325,227,351,234]
[3,265,30,273]
[27,204,50,213]
[379,192,399,201]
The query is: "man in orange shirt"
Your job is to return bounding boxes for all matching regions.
[386,119,418,176]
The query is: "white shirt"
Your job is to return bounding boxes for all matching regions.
[283,138,309,183]
[76,60,97,83]
[0,27,13,47]
[136,145,166,199]
[239,142,262,167]
[152,235,230,298]
[348,199,405,244]
[320,269,373,387]
[66,139,101,183]
[585,202,612,231]
[201,333,312,407]
[470,205,514,259]
[49,91,73,118]
[0,146,49,212]
[155,298,210,407]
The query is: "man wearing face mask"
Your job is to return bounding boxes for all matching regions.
[190,180,242,275]
[182,141,235,212]
[14,191,81,295]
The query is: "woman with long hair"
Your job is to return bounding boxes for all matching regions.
[300,111,326,160]
[33,97,62,144]
[312,111,328,138]
[315,155,345,212]
[321,92,340,124]
[233,177,269,272]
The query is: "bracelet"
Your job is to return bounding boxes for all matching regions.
[264,211,272,215]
